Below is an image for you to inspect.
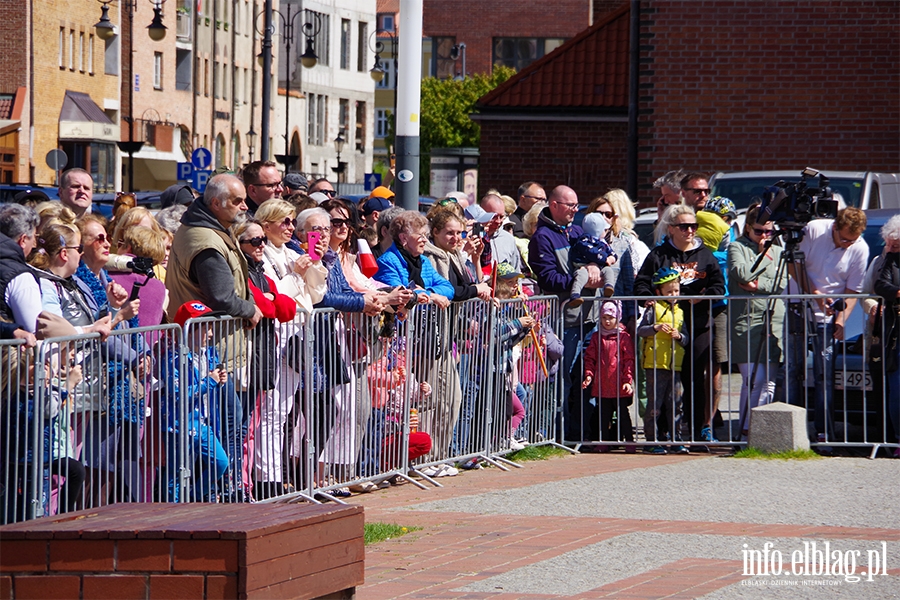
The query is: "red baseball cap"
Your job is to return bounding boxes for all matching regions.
[174,301,226,327]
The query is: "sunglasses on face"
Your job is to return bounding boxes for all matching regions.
[90,233,108,245]
[277,216,295,228]
[240,236,266,247]
[684,188,710,195]
[319,189,337,197]
[309,225,332,234]
[64,244,84,254]
[752,228,774,237]
[331,218,350,228]
[674,223,699,232]
[596,210,617,219]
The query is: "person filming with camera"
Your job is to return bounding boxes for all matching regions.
[785,207,868,452]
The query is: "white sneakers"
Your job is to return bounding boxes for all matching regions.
[418,464,459,478]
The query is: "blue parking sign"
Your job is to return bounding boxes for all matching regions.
[191,148,212,170]
[192,169,213,193]
[177,162,194,181]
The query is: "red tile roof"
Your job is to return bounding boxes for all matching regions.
[477,2,629,110]
[0,95,12,120]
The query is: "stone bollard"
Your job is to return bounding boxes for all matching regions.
[748,402,810,452]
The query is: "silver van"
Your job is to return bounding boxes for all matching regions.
[708,170,900,211]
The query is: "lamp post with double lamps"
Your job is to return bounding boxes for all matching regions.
[94,0,167,193]
[258,3,319,168]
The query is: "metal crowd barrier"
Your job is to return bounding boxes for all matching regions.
[4,290,895,524]
[563,293,896,457]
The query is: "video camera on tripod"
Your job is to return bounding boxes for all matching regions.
[125,256,156,302]
[757,167,839,230]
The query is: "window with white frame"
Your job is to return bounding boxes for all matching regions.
[304,10,329,66]
[59,28,64,68]
[153,52,163,89]
[78,33,84,72]
[88,34,94,74]
[375,56,394,89]
[375,108,388,139]
[69,30,74,70]
[340,19,351,70]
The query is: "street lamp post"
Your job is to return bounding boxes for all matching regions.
[247,129,257,161]
[94,0,167,193]
[370,29,398,139]
[331,131,345,193]
[259,4,319,170]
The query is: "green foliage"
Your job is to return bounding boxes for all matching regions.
[732,447,823,460]
[507,445,570,462]
[364,522,420,545]
[417,67,516,193]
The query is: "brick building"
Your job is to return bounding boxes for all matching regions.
[0,0,121,188]
[475,0,900,205]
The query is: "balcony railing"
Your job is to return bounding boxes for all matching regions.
[176,11,192,40]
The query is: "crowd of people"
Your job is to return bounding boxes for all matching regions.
[2,163,899,518]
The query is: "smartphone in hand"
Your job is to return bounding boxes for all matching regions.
[307,231,322,260]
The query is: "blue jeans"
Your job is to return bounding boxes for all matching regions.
[166,413,229,502]
[452,352,480,456]
[562,326,584,440]
[208,381,243,492]
[359,407,386,477]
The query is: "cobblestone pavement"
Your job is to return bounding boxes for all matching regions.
[346,452,900,599]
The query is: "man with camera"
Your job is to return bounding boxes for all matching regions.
[786,207,868,449]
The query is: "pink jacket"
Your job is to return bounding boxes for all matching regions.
[583,324,635,398]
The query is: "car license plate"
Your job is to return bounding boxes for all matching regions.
[834,371,873,391]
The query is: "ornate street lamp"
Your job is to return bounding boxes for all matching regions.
[93,0,167,192]
[332,130,346,189]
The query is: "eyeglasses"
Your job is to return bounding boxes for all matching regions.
[837,234,859,245]
[596,210,617,219]
[65,244,84,254]
[553,200,579,210]
[240,236,266,247]
[318,189,337,197]
[752,228,774,237]
[331,218,350,228]
[523,194,546,201]
[674,223,699,232]
[684,188,710,195]
[90,233,108,245]
[277,216,295,228]
[253,181,283,189]
[438,198,458,206]
[309,225,332,234]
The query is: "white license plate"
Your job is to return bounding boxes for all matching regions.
[834,370,873,391]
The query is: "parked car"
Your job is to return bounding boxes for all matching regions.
[709,170,900,211]
[0,183,59,204]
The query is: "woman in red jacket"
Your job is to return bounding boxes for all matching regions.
[581,300,636,451]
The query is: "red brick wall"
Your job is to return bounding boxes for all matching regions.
[0,0,28,93]
[478,120,629,201]
[638,0,900,201]
[423,0,591,75]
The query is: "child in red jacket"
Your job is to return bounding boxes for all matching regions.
[581,300,636,450]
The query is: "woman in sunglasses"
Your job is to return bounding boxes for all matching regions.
[634,204,725,447]
[727,203,787,440]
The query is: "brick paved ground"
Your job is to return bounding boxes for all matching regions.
[346,452,900,599]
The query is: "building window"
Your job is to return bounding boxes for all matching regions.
[104,36,118,75]
[375,108,388,139]
[354,101,365,151]
[492,37,566,72]
[357,22,368,72]
[88,34,94,74]
[243,67,249,104]
[340,19,351,70]
[339,98,350,140]
[78,33,84,72]
[431,36,455,79]
[214,61,220,98]
[175,49,191,90]
[59,28,64,68]
[153,52,163,89]
[376,54,394,89]
[379,14,394,32]
[308,94,326,146]
[222,63,228,100]
[204,58,210,96]
[305,10,329,66]
[69,30,74,70]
